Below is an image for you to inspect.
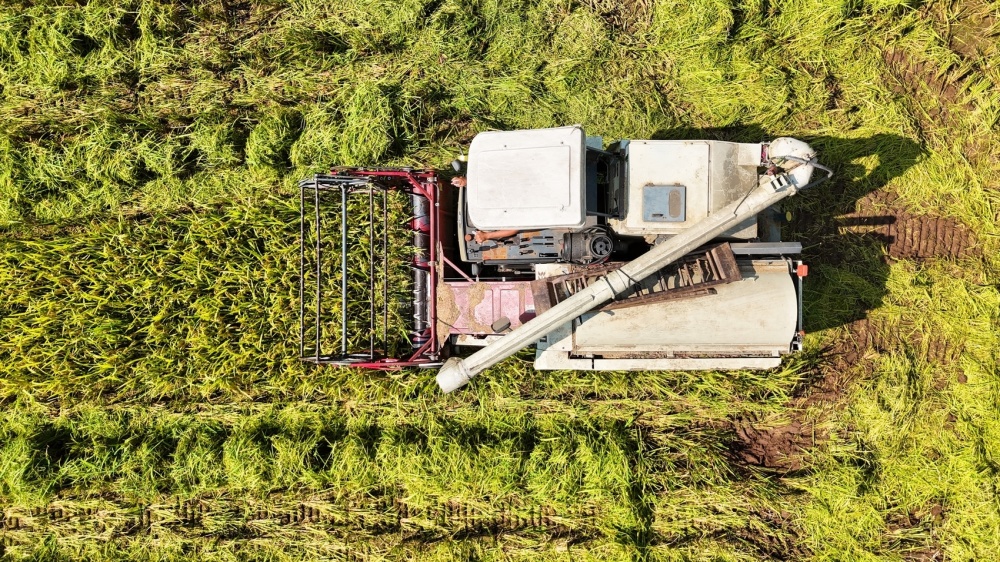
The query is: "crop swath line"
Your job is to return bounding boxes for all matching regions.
[0,497,600,542]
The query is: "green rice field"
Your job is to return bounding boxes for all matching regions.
[1,0,999,559]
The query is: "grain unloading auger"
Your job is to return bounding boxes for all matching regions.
[298,127,832,392]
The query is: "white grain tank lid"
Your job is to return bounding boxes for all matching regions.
[467,126,586,230]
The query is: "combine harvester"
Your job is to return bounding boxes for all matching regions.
[299,126,832,393]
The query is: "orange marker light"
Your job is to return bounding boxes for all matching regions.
[796,264,809,277]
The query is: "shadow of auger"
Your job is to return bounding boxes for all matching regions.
[836,216,897,228]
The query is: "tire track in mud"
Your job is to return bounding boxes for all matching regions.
[742,195,976,473]
[884,2,999,167]
[848,317,960,366]
[838,191,978,261]
[883,48,972,130]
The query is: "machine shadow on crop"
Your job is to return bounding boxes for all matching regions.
[644,126,926,488]
[653,126,927,333]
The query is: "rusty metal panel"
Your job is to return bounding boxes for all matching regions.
[530,244,742,314]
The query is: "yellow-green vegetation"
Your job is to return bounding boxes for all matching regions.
[1,0,999,560]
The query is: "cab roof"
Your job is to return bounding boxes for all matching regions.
[467,126,586,231]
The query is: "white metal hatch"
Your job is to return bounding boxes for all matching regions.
[467,126,586,230]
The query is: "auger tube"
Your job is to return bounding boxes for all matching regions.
[436,144,830,393]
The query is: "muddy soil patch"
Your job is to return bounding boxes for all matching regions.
[884,502,946,561]
[836,191,977,260]
[883,48,965,105]
[581,0,653,34]
[882,44,996,164]
[738,509,811,560]
[790,189,973,379]
[949,10,997,60]
[793,349,856,408]
[730,419,823,472]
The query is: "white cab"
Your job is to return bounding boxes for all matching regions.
[467,126,586,230]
